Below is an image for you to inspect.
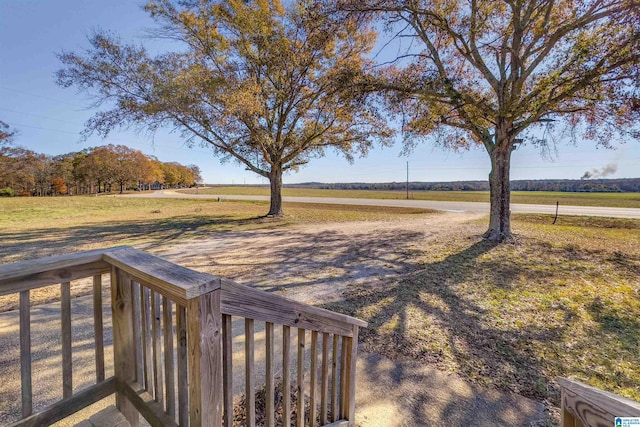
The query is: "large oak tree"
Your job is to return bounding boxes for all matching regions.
[338,0,640,241]
[57,0,392,216]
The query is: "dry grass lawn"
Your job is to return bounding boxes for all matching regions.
[323,213,640,412]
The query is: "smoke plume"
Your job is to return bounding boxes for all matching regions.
[581,163,617,180]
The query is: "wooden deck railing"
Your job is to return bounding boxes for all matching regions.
[0,246,367,427]
[559,378,640,427]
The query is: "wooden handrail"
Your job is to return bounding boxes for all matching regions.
[103,246,221,306]
[0,245,367,335]
[559,377,640,427]
[0,246,127,296]
[220,279,367,337]
[9,378,117,427]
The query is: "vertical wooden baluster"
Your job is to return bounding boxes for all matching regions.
[61,281,72,399]
[163,297,175,418]
[111,267,138,426]
[309,330,318,427]
[320,333,329,425]
[331,335,339,422]
[141,286,153,394]
[283,325,291,427]
[561,384,574,427]
[93,275,105,383]
[346,326,359,423]
[340,336,349,419]
[562,408,578,427]
[132,281,143,385]
[176,305,188,427]
[19,290,32,418]
[265,322,275,427]
[152,291,164,406]
[245,318,255,427]
[223,314,233,427]
[297,328,306,427]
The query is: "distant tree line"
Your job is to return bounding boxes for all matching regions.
[293,178,640,193]
[0,143,201,197]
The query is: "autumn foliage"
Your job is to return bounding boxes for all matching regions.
[53,0,639,236]
[0,144,201,197]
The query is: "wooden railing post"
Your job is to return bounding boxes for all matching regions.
[345,325,360,426]
[111,266,139,427]
[187,289,223,426]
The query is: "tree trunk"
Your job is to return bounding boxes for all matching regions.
[484,143,513,242]
[267,167,284,216]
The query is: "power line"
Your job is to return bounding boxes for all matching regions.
[4,121,218,156]
[5,122,78,135]
[0,85,83,108]
[0,107,84,126]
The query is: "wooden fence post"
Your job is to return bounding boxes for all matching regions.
[110,267,139,426]
[346,326,360,426]
[187,289,223,426]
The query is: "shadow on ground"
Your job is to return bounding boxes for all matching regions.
[12,213,635,425]
[356,352,547,426]
[320,237,579,424]
[160,224,428,305]
[0,214,284,262]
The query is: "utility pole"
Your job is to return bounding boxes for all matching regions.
[406,161,409,200]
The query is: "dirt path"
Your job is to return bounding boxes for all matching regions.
[153,212,480,305]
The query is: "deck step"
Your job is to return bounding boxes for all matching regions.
[73,405,131,427]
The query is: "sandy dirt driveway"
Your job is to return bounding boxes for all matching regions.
[153,212,480,303]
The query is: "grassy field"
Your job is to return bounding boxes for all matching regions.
[1,195,639,420]
[180,186,640,208]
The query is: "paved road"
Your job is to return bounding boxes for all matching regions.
[123,190,640,219]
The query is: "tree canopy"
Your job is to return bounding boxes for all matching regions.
[338,0,640,241]
[0,144,200,197]
[57,0,393,216]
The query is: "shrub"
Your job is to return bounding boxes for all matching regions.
[0,187,14,197]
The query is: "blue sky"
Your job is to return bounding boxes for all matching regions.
[1,0,637,184]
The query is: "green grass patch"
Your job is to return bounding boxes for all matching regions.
[323,214,640,409]
[180,186,640,208]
